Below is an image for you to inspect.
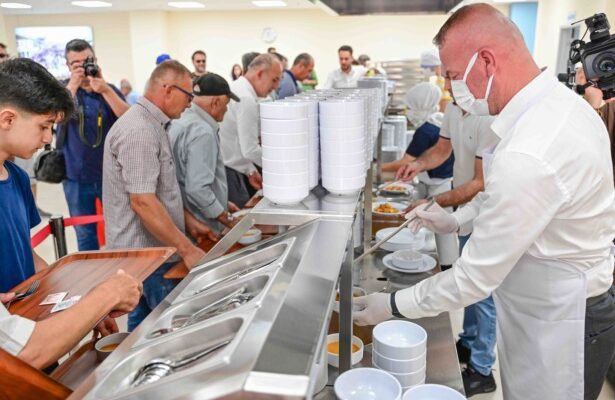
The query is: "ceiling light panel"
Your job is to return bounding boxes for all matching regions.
[0,2,32,8]
[168,1,205,8]
[71,1,112,7]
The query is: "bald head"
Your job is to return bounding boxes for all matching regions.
[244,53,283,97]
[435,3,540,114]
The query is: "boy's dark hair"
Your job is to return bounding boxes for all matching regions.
[65,38,94,56]
[241,51,260,72]
[338,45,353,54]
[0,58,74,122]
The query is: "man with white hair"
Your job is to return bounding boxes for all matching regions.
[354,4,615,400]
[219,53,283,208]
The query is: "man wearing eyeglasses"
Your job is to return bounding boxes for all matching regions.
[0,43,9,63]
[103,60,215,330]
[191,50,208,79]
[60,39,129,252]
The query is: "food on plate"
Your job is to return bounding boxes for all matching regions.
[384,184,407,192]
[374,203,400,214]
[327,341,361,355]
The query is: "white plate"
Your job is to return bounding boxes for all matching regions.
[379,182,412,195]
[372,202,407,216]
[382,253,436,274]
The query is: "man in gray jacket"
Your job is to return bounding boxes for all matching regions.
[169,73,241,235]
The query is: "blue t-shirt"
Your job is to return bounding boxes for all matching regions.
[61,85,124,183]
[277,70,300,100]
[0,161,41,292]
[406,122,454,179]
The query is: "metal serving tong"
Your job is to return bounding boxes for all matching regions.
[191,256,278,296]
[131,339,231,388]
[354,198,436,264]
[150,287,254,338]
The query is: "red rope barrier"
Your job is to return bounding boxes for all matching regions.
[30,214,104,248]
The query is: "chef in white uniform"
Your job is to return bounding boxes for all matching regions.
[354,4,615,400]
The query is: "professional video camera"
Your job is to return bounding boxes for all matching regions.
[82,57,100,77]
[559,13,615,99]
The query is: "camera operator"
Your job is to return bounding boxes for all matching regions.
[61,39,129,251]
[576,67,615,187]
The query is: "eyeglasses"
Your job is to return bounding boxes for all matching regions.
[166,84,194,100]
[194,60,206,64]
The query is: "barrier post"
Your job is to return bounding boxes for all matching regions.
[49,215,68,260]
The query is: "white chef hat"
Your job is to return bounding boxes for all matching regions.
[420,48,441,68]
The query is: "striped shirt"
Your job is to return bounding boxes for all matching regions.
[102,96,185,255]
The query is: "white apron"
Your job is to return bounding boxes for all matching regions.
[482,145,586,399]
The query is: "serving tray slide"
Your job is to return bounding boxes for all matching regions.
[9,247,176,321]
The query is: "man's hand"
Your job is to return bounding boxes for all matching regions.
[396,160,423,182]
[186,211,221,243]
[89,68,111,95]
[0,292,15,305]
[92,316,119,340]
[66,66,85,96]
[248,171,262,190]
[403,198,428,214]
[353,293,393,326]
[228,201,240,213]
[182,246,207,270]
[406,202,458,234]
[97,270,142,318]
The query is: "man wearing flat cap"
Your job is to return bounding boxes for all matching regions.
[169,73,242,235]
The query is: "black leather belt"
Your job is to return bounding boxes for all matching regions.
[586,286,613,307]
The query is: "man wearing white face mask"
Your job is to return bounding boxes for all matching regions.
[354,4,615,400]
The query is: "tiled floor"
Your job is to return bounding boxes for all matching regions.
[34,181,615,398]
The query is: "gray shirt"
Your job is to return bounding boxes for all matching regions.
[277,70,302,100]
[103,97,185,255]
[169,104,228,233]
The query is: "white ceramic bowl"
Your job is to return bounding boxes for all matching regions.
[375,228,426,252]
[319,114,364,129]
[320,126,366,141]
[319,99,364,115]
[262,158,308,174]
[391,250,424,270]
[332,286,367,313]
[321,150,366,166]
[238,228,262,245]
[260,102,308,119]
[95,332,129,361]
[327,333,364,368]
[321,163,366,180]
[323,175,366,196]
[263,171,308,186]
[334,368,402,400]
[373,362,426,387]
[261,118,309,133]
[261,145,308,160]
[261,131,308,147]
[320,137,366,153]
[373,321,427,360]
[372,348,427,374]
[263,183,308,205]
[402,384,467,400]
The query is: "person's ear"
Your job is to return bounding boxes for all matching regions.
[0,108,18,131]
[479,49,497,77]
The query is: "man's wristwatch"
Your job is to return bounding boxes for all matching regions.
[390,291,405,318]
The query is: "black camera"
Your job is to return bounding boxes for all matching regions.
[82,57,99,77]
[568,13,615,99]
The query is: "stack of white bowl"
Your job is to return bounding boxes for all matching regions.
[282,97,319,189]
[260,102,310,205]
[372,320,427,392]
[319,98,367,195]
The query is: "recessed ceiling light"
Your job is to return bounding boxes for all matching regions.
[168,1,205,8]
[0,2,32,8]
[71,1,112,7]
[252,0,287,7]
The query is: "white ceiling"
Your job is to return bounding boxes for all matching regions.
[0,0,318,15]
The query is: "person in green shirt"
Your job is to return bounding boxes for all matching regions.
[301,69,318,91]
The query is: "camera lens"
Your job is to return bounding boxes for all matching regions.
[595,53,615,74]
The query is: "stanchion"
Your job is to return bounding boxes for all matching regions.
[49,215,68,259]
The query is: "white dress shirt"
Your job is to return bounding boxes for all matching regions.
[398,70,615,318]
[323,66,364,89]
[0,303,34,356]
[219,76,261,175]
[439,104,499,235]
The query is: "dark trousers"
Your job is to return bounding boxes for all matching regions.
[62,179,102,251]
[225,167,250,209]
[585,285,615,400]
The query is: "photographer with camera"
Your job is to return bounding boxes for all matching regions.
[61,39,129,251]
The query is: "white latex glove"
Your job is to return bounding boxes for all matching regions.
[405,201,458,234]
[353,293,393,326]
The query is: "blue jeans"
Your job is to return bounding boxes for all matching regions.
[62,179,102,251]
[458,234,497,376]
[128,262,179,331]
